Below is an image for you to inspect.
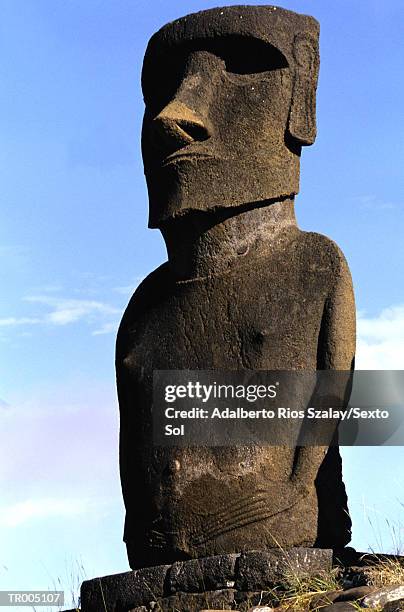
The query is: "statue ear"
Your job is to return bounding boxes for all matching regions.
[288,33,319,146]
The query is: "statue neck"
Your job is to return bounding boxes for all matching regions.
[161,198,298,281]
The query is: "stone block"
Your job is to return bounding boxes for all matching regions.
[363,586,404,609]
[168,554,239,593]
[235,548,333,591]
[80,564,169,612]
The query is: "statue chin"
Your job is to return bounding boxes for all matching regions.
[146,154,301,228]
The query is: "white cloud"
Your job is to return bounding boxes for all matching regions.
[0,295,122,334]
[0,317,41,327]
[0,498,92,527]
[92,321,119,336]
[0,277,143,336]
[24,295,120,325]
[355,194,397,211]
[357,304,404,369]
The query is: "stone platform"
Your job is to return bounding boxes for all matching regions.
[79,548,332,612]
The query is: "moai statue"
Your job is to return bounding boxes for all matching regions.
[116,6,356,569]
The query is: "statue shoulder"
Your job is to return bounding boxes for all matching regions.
[297,230,351,276]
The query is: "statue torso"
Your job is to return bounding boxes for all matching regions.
[119,229,336,373]
[116,228,344,565]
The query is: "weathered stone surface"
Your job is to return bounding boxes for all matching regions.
[309,583,380,610]
[363,586,404,609]
[130,590,275,612]
[117,4,355,569]
[168,553,239,593]
[309,590,341,609]
[321,603,357,612]
[335,585,374,601]
[383,599,404,612]
[80,564,170,611]
[235,548,333,591]
[337,566,370,588]
[155,588,236,612]
[234,589,275,611]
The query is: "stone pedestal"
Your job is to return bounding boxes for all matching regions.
[80,548,332,612]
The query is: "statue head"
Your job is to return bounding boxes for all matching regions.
[141,5,320,228]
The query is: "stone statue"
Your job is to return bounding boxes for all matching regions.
[116,5,356,570]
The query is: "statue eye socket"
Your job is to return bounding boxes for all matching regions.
[142,36,289,113]
[210,36,289,75]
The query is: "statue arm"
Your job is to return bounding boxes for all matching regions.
[292,247,356,483]
[116,265,169,542]
[317,249,356,371]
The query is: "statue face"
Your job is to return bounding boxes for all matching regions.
[141,7,319,227]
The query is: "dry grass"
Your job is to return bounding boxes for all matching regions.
[267,568,340,611]
[264,555,404,612]
[360,555,404,588]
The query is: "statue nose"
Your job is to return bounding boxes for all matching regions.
[151,100,212,156]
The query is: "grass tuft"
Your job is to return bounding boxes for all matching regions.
[360,554,404,588]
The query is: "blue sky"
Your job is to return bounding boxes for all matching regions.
[1,0,404,608]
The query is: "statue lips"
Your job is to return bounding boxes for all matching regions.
[161,150,215,167]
